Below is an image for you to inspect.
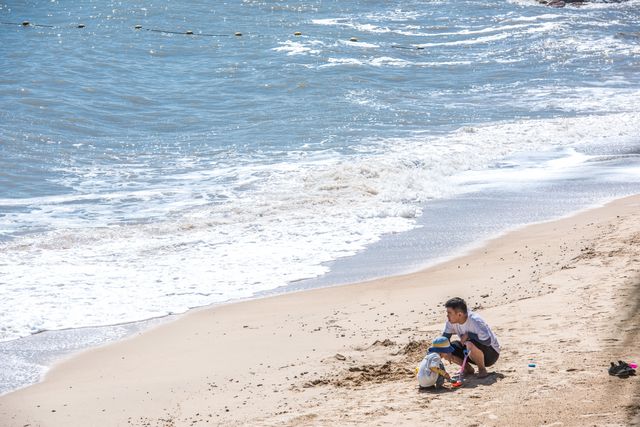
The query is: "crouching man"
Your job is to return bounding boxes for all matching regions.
[441,297,500,378]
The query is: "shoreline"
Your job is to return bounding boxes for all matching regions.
[1,187,635,398]
[1,193,639,426]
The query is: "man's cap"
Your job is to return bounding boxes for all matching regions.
[428,336,455,353]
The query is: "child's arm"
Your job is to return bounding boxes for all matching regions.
[430,366,450,379]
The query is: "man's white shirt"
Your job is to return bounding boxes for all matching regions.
[443,310,500,353]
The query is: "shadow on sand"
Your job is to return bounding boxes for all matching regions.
[418,372,505,394]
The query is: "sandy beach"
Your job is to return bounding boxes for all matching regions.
[2,194,639,427]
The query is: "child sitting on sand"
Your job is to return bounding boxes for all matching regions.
[417,336,453,389]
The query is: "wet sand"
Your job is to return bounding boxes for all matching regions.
[1,195,639,426]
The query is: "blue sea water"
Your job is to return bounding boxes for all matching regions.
[1,0,639,388]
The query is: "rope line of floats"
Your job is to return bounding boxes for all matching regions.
[1,21,425,49]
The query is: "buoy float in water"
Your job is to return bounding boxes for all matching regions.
[349,37,358,42]
[294,31,302,36]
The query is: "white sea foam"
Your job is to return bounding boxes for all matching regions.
[438,22,560,37]
[311,18,394,34]
[272,40,324,56]
[2,111,639,341]
[313,14,562,39]
[454,148,595,190]
[345,90,391,110]
[415,32,513,48]
[321,56,471,68]
[516,87,640,114]
[323,57,365,67]
[363,9,423,22]
[340,40,380,48]
[369,56,409,66]
[498,13,563,23]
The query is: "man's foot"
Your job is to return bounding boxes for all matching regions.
[477,368,489,378]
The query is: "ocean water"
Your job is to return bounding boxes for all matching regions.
[1,0,639,354]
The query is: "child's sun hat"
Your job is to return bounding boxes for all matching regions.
[428,336,455,353]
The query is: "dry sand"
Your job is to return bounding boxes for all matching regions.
[1,195,639,427]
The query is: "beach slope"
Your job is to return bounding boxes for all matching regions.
[2,195,639,426]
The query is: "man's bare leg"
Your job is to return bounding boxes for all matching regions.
[465,342,488,377]
[442,353,475,375]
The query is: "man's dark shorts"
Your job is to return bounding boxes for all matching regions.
[451,340,499,367]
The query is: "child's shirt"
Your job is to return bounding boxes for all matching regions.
[417,352,444,387]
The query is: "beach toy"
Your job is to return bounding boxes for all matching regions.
[528,363,536,368]
[450,349,470,388]
[630,363,638,370]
